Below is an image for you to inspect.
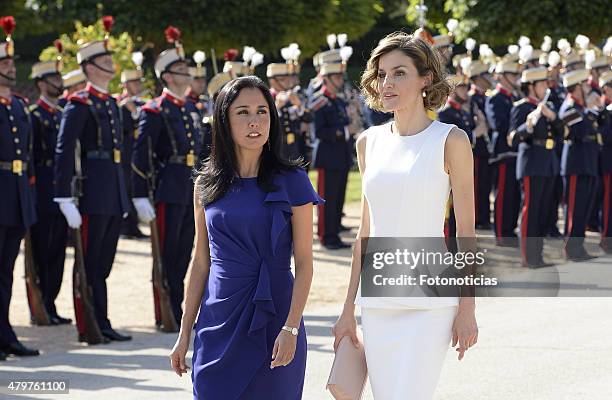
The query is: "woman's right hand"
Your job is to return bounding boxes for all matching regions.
[169,333,191,377]
[331,305,359,351]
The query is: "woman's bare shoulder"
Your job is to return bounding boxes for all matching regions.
[447,126,470,144]
[444,126,472,173]
[445,126,472,154]
[356,129,368,153]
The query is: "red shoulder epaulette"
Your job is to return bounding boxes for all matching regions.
[12,92,30,105]
[142,98,162,114]
[67,90,91,105]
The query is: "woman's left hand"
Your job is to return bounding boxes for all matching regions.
[451,307,478,361]
[270,330,298,369]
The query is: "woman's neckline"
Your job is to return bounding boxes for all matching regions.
[388,119,435,138]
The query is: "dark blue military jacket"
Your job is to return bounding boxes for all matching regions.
[54,84,130,216]
[510,97,564,179]
[310,87,352,171]
[559,94,603,177]
[438,99,473,140]
[0,94,36,228]
[599,98,612,173]
[485,84,519,163]
[30,97,62,215]
[468,86,492,158]
[132,90,201,205]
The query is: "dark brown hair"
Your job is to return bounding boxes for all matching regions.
[360,31,452,111]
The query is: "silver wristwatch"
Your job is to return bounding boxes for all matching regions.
[281,325,299,336]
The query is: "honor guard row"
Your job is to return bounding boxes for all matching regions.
[309,35,355,249]
[436,29,611,267]
[131,26,202,331]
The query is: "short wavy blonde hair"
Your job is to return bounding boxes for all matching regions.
[360,31,453,111]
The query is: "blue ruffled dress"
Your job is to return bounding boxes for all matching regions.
[192,167,324,399]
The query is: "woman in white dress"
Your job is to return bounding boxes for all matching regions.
[332,32,479,399]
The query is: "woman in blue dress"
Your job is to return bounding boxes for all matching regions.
[169,76,323,399]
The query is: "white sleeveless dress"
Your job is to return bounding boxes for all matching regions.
[359,120,459,400]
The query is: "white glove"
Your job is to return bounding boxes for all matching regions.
[54,198,82,229]
[526,109,541,133]
[133,198,156,223]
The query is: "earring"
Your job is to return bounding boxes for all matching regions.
[422,90,427,98]
[267,139,271,151]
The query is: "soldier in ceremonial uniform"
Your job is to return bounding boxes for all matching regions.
[131,27,201,325]
[464,59,493,229]
[310,61,352,249]
[58,69,86,108]
[267,58,308,162]
[0,16,40,359]
[54,25,132,342]
[544,50,566,237]
[186,50,209,117]
[222,47,258,79]
[546,51,566,111]
[307,48,341,99]
[222,49,244,78]
[599,71,612,252]
[29,49,73,325]
[508,67,564,267]
[583,53,611,232]
[485,58,522,246]
[438,76,474,133]
[117,52,147,239]
[198,72,231,162]
[561,51,585,73]
[558,69,605,261]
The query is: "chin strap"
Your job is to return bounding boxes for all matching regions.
[167,70,191,78]
[89,60,115,75]
[0,71,16,82]
[43,77,64,95]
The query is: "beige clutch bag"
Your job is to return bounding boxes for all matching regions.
[326,332,368,400]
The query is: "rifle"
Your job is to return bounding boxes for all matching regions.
[23,230,51,325]
[72,140,105,344]
[210,48,218,75]
[147,136,178,332]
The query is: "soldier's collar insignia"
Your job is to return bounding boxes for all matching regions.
[87,83,109,100]
[162,88,186,106]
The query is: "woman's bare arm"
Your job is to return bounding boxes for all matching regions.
[270,200,316,369]
[331,131,370,350]
[343,132,370,307]
[445,127,476,239]
[444,127,478,360]
[179,188,212,339]
[284,203,315,328]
